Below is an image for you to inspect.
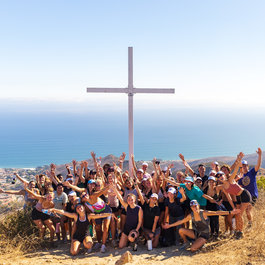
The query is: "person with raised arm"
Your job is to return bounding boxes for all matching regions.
[0,180,39,210]
[135,178,160,249]
[106,166,121,247]
[162,199,240,252]
[49,204,112,255]
[63,181,111,253]
[24,184,56,245]
[163,186,186,246]
[111,182,143,251]
[216,152,252,239]
[51,183,68,242]
[165,176,220,210]
[119,152,126,171]
[179,154,208,186]
[238,147,262,227]
[152,158,167,224]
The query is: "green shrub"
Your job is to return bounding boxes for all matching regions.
[257,176,265,190]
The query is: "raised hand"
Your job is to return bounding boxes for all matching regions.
[257,147,262,156]
[50,163,56,170]
[72,160,77,166]
[179,186,185,195]
[90,151,96,158]
[83,160,88,167]
[119,152,126,163]
[179,153,185,161]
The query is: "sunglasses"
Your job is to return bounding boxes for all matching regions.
[81,194,88,199]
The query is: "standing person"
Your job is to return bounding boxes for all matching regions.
[24,186,55,245]
[111,183,143,250]
[0,180,39,210]
[203,176,220,239]
[135,181,161,249]
[164,187,186,246]
[49,204,112,255]
[162,200,240,252]
[52,183,68,242]
[217,152,252,239]
[238,148,262,227]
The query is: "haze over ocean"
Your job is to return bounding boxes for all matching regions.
[0,103,264,168]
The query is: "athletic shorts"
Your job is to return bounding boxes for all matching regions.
[31,208,50,221]
[251,196,257,206]
[193,230,210,240]
[236,189,251,204]
[111,206,120,213]
[73,233,89,243]
[222,201,235,211]
[143,227,161,237]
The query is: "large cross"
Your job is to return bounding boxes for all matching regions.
[86,47,175,173]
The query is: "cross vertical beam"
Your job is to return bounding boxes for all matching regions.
[86,47,175,174]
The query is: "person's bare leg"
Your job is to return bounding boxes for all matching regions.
[70,240,81,256]
[33,220,45,239]
[190,237,207,252]
[119,233,128,249]
[44,219,55,242]
[179,228,195,243]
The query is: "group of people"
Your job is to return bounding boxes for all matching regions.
[0,148,262,255]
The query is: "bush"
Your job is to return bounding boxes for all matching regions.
[257,176,265,190]
[0,209,41,254]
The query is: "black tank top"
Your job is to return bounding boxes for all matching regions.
[74,215,90,238]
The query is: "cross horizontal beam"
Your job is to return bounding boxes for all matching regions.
[87,87,175,94]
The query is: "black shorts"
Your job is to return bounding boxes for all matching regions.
[251,196,257,206]
[73,233,89,243]
[111,206,120,213]
[123,226,141,236]
[222,201,235,211]
[32,208,50,221]
[236,189,251,204]
[194,230,210,240]
[121,208,127,216]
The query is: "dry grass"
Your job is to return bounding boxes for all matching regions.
[196,191,265,264]
[0,208,42,256]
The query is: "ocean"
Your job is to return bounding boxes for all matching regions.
[0,107,264,168]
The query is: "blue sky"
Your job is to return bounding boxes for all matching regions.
[0,0,265,112]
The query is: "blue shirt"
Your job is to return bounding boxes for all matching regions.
[238,168,258,198]
[180,183,207,206]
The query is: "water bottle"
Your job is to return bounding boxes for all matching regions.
[147,240,152,251]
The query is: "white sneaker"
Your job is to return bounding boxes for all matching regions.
[100,244,106,253]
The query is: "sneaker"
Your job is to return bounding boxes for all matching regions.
[111,239,118,248]
[235,231,243,240]
[92,242,101,251]
[100,244,106,253]
[133,243,138,251]
[179,241,190,251]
